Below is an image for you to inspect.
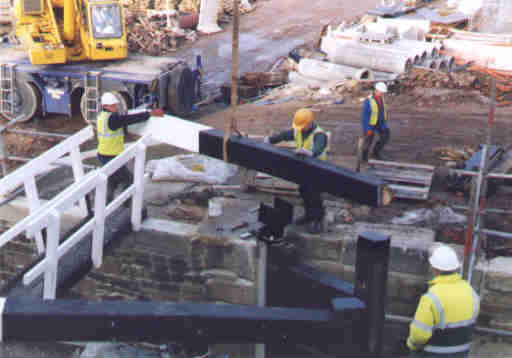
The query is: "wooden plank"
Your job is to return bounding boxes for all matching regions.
[368,159,435,172]
[366,168,433,186]
[387,184,429,200]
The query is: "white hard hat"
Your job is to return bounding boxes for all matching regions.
[375,82,388,93]
[429,245,460,271]
[101,92,120,106]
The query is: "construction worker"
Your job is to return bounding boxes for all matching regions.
[361,82,390,161]
[406,245,480,357]
[97,92,164,202]
[264,108,328,234]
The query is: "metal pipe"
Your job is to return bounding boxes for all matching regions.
[256,240,267,358]
[452,205,512,215]
[386,314,512,337]
[448,169,512,180]
[481,228,512,240]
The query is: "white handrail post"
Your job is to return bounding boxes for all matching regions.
[92,174,107,268]
[131,142,146,232]
[43,210,61,300]
[70,146,88,217]
[24,176,45,254]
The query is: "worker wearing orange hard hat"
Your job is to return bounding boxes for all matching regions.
[264,108,329,234]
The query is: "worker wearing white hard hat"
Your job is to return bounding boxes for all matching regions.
[96,92,165,203]
[404,245,480,357]
[360,82,390,162]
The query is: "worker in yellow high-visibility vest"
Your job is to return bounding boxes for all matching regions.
[264,108,329,234]
[406,245,480,357]
[97,92,164,202]
[361,82,390,161]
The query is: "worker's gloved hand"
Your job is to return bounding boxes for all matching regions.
[150,108,164,117]
[263,136,270,144]
[392,339,410,357]
[294,148,313,157]
[366,129,373,137]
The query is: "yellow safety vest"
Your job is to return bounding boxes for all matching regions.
[294,125,328,161]
[369,96,387,126]
[407,273,480,355]
[97,111,124,156]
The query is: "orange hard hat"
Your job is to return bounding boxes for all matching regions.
[292,108,314,130]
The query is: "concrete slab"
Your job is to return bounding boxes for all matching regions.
[0,196,86,234]
[141,218,198,238]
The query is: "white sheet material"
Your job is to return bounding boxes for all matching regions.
[457,0,484,16]
[197,0,222,34]
[127,115,212,153]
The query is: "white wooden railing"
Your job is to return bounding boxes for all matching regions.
[0,127,151,299]
[0,126,93,253]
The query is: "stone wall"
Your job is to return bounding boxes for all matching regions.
[2,214,512,339]
[69,218,258,305]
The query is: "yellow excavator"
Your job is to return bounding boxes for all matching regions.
[1,0,199,122]
[13,0,127,64]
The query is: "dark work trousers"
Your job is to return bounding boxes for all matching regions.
[408,351,469,358]
[299,183,324,222]
[362,127,391,160]
[98,153,133,202]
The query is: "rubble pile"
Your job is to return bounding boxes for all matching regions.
[400,68,476,90]
[433,146,475,163]
[124,12,192,55]
[122,0,256,55]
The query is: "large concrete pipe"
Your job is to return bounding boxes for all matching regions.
[422,59,438,70]
[397,39,443,58]
[385,43,428,63]
[298,58,374,81]
[439,55,455,71]
[288,71,327,88]
[321,35,413,73]
[376,17,430,41]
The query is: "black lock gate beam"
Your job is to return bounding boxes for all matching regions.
[198,129,390,207]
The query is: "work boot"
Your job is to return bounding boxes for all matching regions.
[308,220,324,235]
[295,214,313,225]
[373,151,389,161]
[361,149,369,163]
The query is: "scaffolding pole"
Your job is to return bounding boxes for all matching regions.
[463,77,496,282]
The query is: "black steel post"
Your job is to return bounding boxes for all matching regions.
[354,231,391,358]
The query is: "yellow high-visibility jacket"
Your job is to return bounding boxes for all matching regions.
[97,111,124,156]
[294,125,328,161]
[407,273,480,355]
[369,96,387,126]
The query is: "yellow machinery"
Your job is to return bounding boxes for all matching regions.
[13,0,127,64]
